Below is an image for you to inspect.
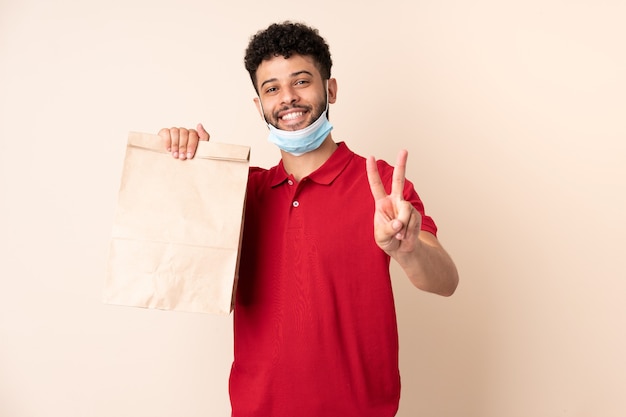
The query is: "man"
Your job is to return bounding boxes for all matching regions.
[159,21,458,417]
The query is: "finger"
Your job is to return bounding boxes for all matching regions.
[393,200,413,239]
[185,129,200,159]
[169,127,180,158]
[406,208,422,241]
[178,128,189,159]
[197,123,210,141]
[158,128,172,152]
[366,156,388,200]
[390,149,408,198]
[396,203,421,241]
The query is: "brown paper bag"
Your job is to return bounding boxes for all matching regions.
[104,131,250,315]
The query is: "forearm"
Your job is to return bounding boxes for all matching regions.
[392,232,459,296]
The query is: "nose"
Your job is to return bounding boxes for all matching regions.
[279,85,299,106]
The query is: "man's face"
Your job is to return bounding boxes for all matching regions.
[255,54,327,131]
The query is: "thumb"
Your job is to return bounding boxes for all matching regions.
[197,123,210,141]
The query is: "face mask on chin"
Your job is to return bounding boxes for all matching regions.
[260,82,333,156]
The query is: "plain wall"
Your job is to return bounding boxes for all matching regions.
[1,0,624,416]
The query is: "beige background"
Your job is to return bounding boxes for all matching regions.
[1,0,624,416]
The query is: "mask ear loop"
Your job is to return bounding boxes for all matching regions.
[257,96,270,126]
[323,80,330,119]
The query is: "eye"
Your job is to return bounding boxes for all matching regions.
[294,79,310,87]
[264,86,278,95]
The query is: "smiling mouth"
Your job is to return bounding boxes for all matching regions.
[281,111,305,121]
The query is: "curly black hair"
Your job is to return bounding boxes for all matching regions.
[244,21,333,93]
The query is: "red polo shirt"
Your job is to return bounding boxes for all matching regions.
[229,142,437,417]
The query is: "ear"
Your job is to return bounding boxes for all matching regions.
[253,97,264,119]
[327,78,338,104]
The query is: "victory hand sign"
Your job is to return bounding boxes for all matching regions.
[366,150,421,255]
[366,150,459,296]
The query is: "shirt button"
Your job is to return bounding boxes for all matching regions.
[287,179,294,186]
[292,201,300,208]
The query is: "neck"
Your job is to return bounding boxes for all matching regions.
[281,135,337,182]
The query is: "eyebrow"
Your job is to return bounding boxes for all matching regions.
[259,70,314,89]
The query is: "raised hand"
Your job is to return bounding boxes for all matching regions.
[366,150,422,255]
[158,123,210,160]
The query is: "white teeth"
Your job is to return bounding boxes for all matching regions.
[282,112,304,121]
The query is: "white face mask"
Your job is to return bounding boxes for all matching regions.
[259,82,333,156]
